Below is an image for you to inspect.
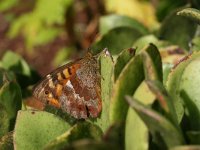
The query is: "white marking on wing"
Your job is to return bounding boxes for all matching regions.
[66,80,74,89]
[48,79,55,88]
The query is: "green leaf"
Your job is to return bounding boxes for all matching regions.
[191,36,200,52]
[0,81,22,131]
[133,35,159,53]
[186,131,200,144]
[8,0,73,49]
[141,44,163,82]
[180,91,200,131]
[0,104,10,138]
[59,139,120,150]
[126,96,185,149]
[133,81,156,105]
[0,132,13,150]
[159,8,197,50]
[100,14,148,35]
[124,49,163,149]
[125,108,148,150]
[167,58,192,123]
[0,51,40,88]
[93,50,114,132]
[110,44,161,123]
[44,121,102,150]
[33,28,61,46]
[14,110,71,150]
[163,63,174,85]
[125,80,156,150]
[0,69,16,89]
[1,51,31,76]
[179,57,200,117]
[167,52,200,123]
[125,102,149,150]
[0,0,18,11]
[92,27,143,55]
[110,54,144,123]
[146,80,179,128]
[177,8,200,25]
[114,48,135,81]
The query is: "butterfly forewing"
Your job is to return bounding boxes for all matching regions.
[33,53,101,119]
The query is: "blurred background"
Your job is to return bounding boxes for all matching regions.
[0,0,199,76]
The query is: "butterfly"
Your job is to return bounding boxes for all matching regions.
[32,51,102,119]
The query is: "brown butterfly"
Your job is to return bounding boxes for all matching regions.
[32,52,102,119]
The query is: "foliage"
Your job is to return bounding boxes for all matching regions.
[8,0,72,50]
[1,2,200,150]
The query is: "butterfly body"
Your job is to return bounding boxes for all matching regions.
[33,53,101,119]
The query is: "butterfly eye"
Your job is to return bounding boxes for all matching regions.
[44,90,49,95]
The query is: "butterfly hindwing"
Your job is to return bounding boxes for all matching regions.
[33,53,101,119]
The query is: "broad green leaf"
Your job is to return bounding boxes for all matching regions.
[125,108,148,150]
[0,69,16,88]
[0,132,13,150]
[180,91,200,131]
[44,122,102,150]
[110,54,144,123]
[167,52,200,123]
[163,63,173,85]
[146,80,179,128]
[110,44,161,122]
[159,8,197,50]
[0,0,18,11]
[141,44,163,82]
[92,27,143,55]
[0,51,40,88]
[133,81,155,105]
[186,131,200,144]
[59,139,120,150]
[167,58,191,123]
[100,14,148,35]
[179,58,200,117]
[125,81,156,150]
[192,36,200,52]
[170,145,200,150]
[133,35,159,53]
[177,8,200,25]
[93,50,114,132]
[8,0,73,49]
[0,104,10,138]
[0,81,22,131]
[126,96,185,149]
[114,48,135,81]
[0,51,31,76]
[33,28,61,46]
[14,110,71,150]
[124,44,176,149]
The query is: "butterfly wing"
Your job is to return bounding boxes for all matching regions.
[33,54,101,119]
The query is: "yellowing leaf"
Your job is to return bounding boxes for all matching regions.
[105,0,159,28]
